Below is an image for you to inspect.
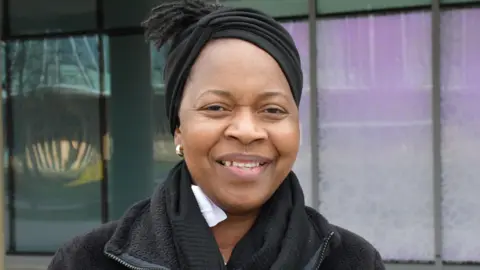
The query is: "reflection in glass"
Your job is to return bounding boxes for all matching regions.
[7,36,102,252]
[1,42,9,249]
[151,44,168,94]
[441,8,480,263]
[103,0,156,29]
[151,45,181,185]
[316,12,434,260]
[105,35,155,219]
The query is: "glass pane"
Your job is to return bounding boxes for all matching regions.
[151,44,167,94]
[0,0,3,36]
[316,12,434,260]
[222,0,308,17]
[151,44,177,183]
[105,35,155,220]
[281,21,314,206]
[3,128,9,251]
[441,8,480,263]
[8,36,102,252]
[1,41,9,250]
[105,0,308,28]
[317,0,430,15]
[151,45,181,185]
[9,0,96,35]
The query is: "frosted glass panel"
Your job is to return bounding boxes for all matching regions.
[282,21,314,207]
[316,12,434,261]
[441,8,480,263]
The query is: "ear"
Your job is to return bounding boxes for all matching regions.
[174,126,182,146]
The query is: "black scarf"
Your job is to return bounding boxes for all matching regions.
[159,161,319,269]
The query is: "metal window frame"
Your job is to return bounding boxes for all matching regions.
[96,0,109,224]
[431,0,443,268]
[308,0,320,213]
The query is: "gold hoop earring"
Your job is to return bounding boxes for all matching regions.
[175,144,184,157]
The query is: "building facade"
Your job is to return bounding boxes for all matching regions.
[1,0,479,269]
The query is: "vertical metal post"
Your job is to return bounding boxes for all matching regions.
[96,0,109,223]
[0,40,5,270]
[431,0,443,267]
[0,0,7,264]
[308,0,320,209]
[2,0,15,254]
[0,0,4,263]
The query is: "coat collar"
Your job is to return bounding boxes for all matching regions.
[103,185,340,270]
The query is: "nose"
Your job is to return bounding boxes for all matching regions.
[224,108,267,145]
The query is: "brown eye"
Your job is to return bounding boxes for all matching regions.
[206,105,226,111]
[263,107,286,114]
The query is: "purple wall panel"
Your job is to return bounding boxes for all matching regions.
[281,21,313,206]
[441,8,480,263]
[316,12,435,261]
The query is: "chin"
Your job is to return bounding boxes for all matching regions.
[223,204,262,216]
[218,195,269,215]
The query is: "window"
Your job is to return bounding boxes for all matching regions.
[151,44,168,93]
[103,0,157,28]
[150,44,181,186]
[441,8,480,263]
[315,0,478,15]
[103,0,309,27]
[280,21,314,206]
[104,35,156,220]
[442,0,479,3]
[316,12,434,261]
[316,0,429,15]
[2,42,9,250]
[222,0,308,17]
[6,36,102,252]
[9,0,96,35]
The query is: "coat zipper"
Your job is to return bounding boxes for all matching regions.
[315,231,335,270]
[105,232,334,270]
[105,251,170,270]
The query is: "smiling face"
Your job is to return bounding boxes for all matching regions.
[174,38,300,215]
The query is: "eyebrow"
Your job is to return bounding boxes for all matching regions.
[258,91,290,100]
[197,89,234,100]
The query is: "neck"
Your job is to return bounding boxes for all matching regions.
[211,210,260,262]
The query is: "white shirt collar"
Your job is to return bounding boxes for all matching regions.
[191,185,227,227]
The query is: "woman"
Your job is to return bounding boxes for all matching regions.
[49,0,385,269]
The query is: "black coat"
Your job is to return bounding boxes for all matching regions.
[48,197,385,270]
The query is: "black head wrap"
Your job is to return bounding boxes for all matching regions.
[143,0,303,135]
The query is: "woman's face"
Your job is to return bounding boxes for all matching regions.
[175,38,300,215]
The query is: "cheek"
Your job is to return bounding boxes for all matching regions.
[269,121,300,158]
[181,118,224,159]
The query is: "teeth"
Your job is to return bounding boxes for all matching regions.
[221,161,261,168]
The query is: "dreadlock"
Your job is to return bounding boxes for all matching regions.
[142,0,222,50]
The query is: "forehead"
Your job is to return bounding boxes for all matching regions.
[184,38,292,100]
